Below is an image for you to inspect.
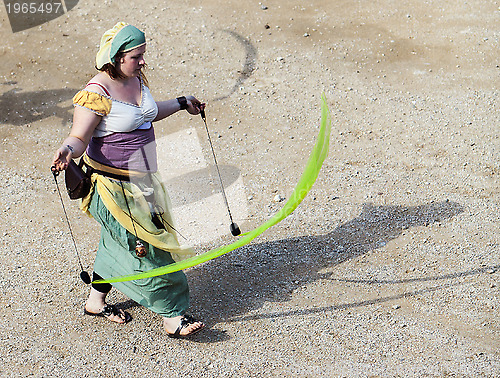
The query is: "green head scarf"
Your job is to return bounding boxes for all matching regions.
[96,22,146,69]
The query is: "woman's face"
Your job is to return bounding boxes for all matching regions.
[117,45,146,78]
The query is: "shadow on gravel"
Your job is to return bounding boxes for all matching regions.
[165,165,241,206]
[212,30,257,102]
[0,83,76,126]
[187,200,468,328]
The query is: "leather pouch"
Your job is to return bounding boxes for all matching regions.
[65,159,92,199]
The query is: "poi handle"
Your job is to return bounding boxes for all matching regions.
[51,165,60,177]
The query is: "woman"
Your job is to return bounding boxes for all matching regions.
[52,22,204,338]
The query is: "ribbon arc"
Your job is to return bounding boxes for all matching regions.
[93,94,332,284]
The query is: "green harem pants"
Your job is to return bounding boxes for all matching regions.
[88,188,189,318]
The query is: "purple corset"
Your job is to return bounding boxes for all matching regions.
[86,127,158,172]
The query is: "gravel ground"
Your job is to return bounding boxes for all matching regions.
[0,1,498,377]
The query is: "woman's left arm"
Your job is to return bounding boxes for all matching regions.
[154,95,205,122]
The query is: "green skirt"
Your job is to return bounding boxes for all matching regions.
[88,188,189,318]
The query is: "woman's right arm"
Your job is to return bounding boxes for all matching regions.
[51,106,102,171]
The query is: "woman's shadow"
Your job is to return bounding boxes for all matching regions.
[186,200,466,326]
[0,83,76,125]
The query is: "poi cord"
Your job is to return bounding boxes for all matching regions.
[93,94,332,284]
[200,109,241,236]
[51,167,91,284]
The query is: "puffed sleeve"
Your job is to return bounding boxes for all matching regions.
[72,90,112,116]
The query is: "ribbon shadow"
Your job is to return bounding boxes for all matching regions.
[187,200,466,323]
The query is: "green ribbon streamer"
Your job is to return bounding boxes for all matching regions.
[93,94,332,284]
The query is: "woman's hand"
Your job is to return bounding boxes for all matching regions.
[52,145,73,172]
[186,95,205,115]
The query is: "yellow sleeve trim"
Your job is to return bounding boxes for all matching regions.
[72,90,112,116]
